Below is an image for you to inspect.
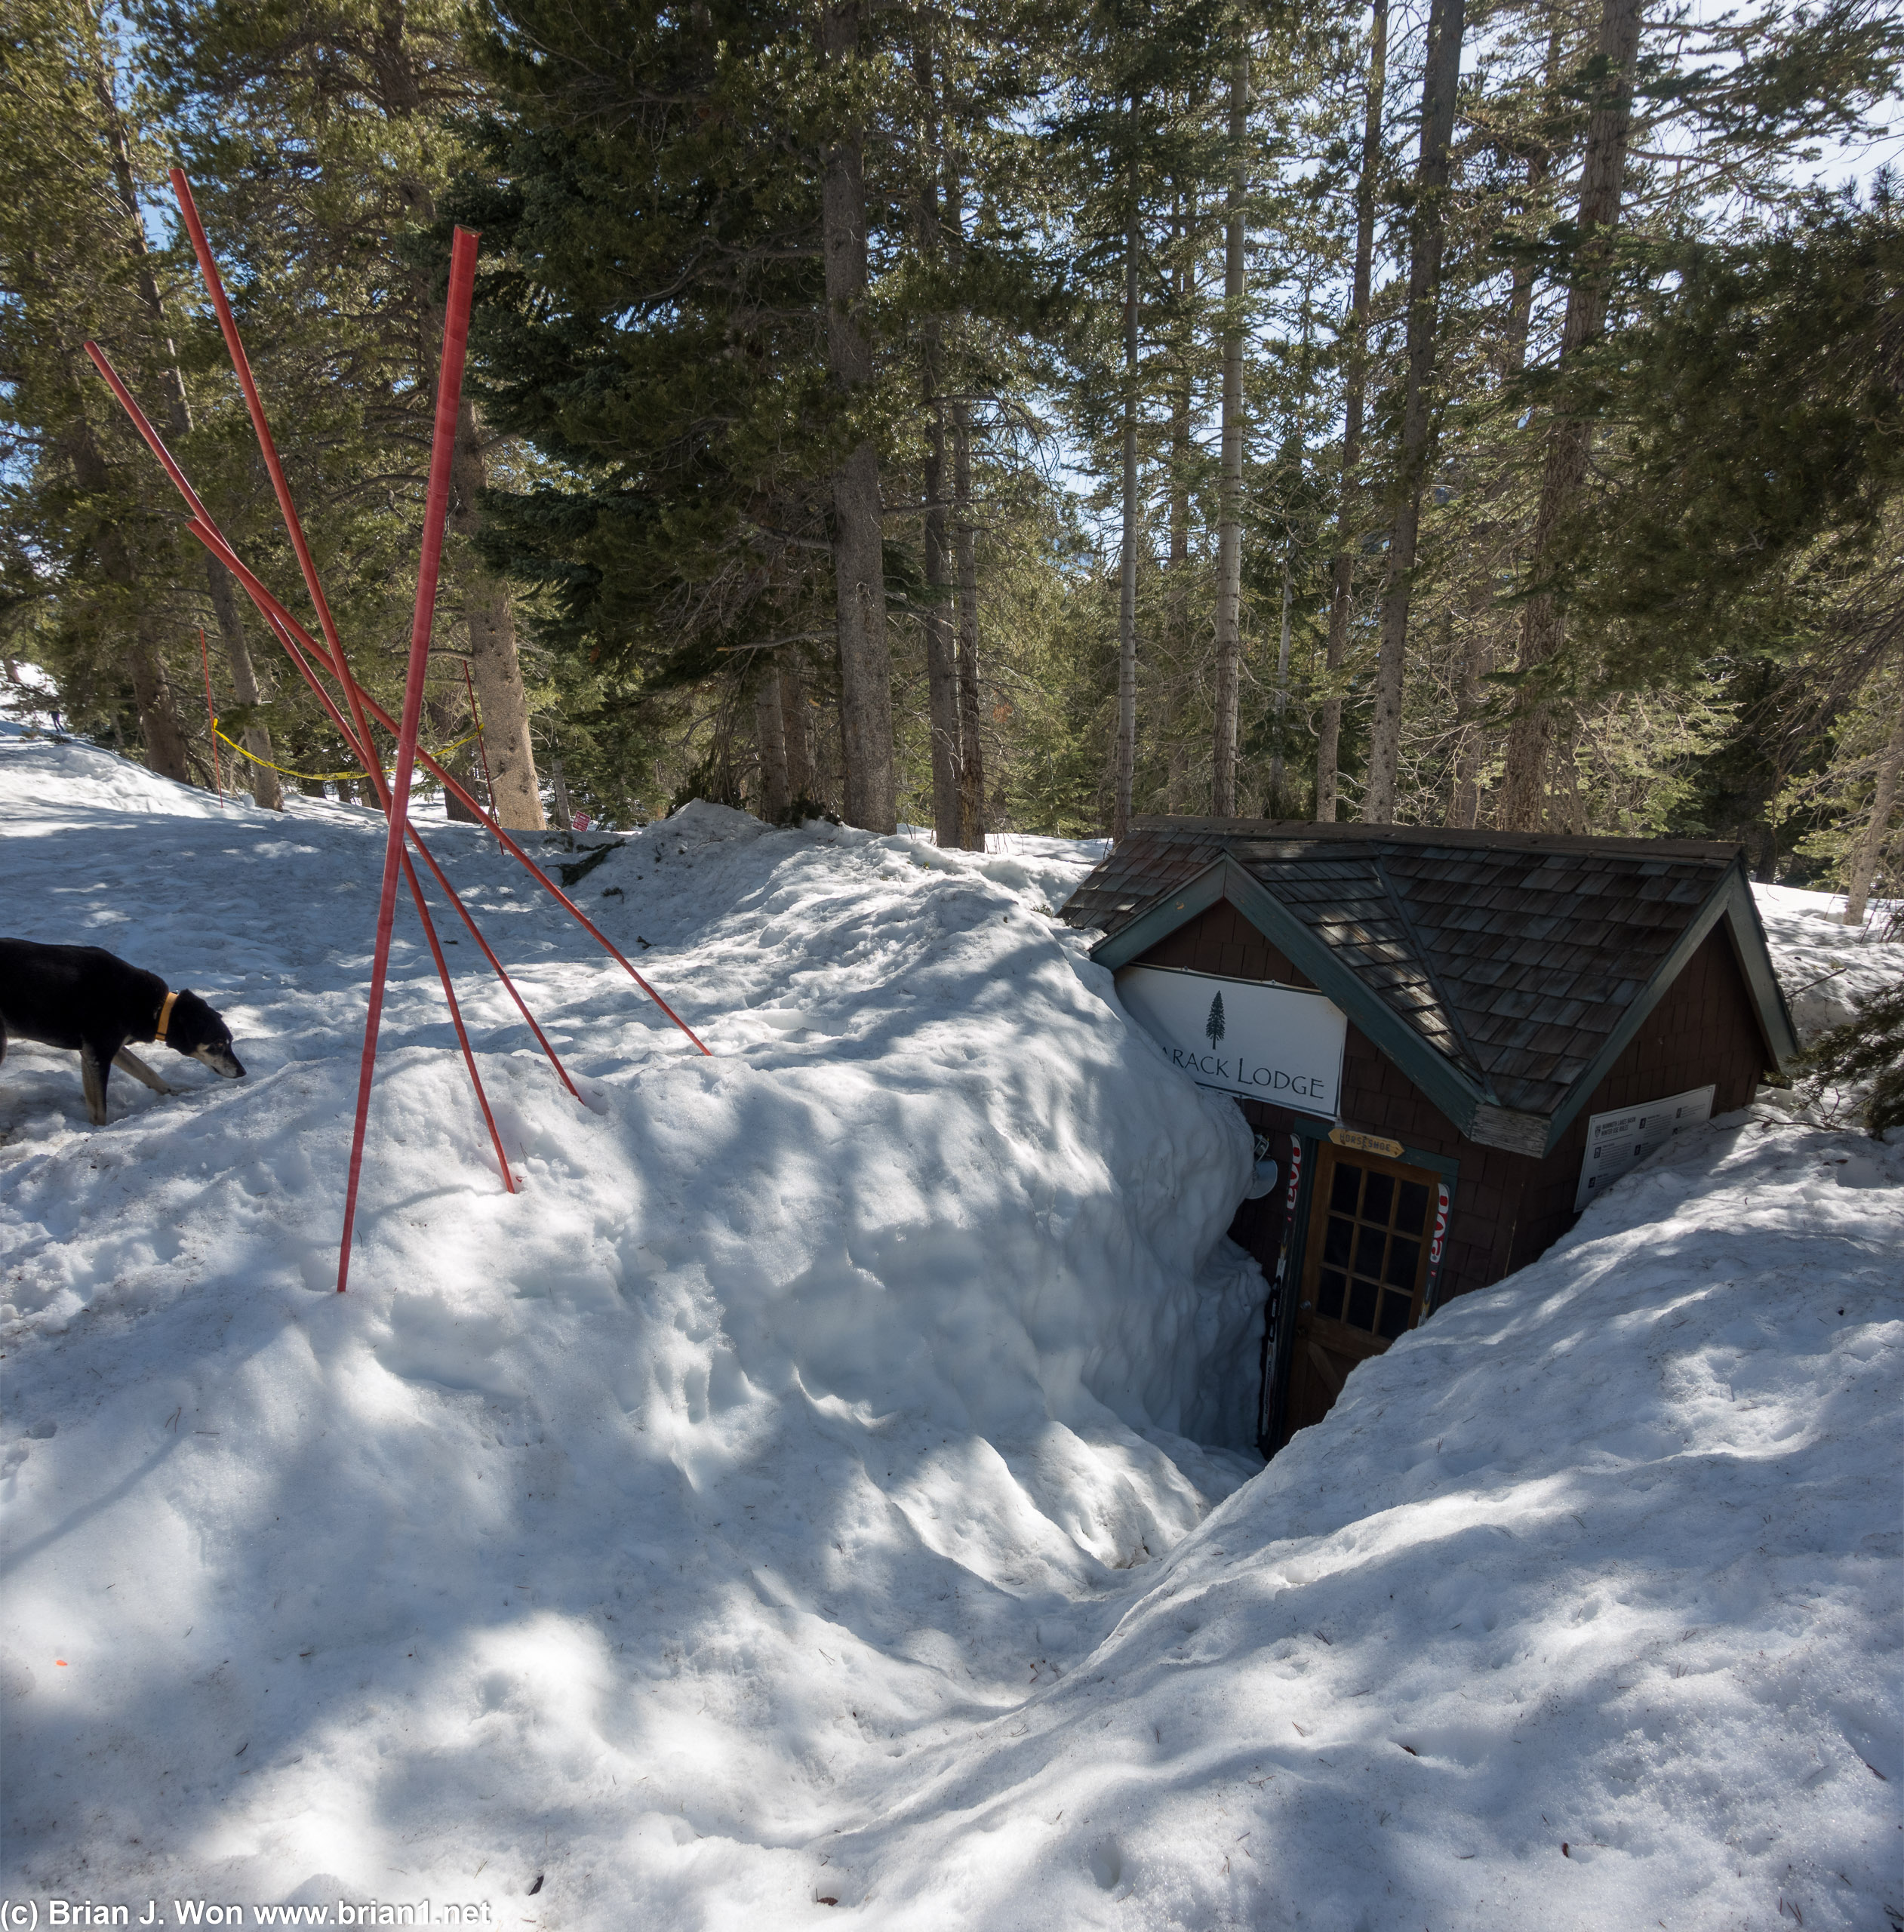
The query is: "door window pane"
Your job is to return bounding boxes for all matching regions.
[1354,1223,1387,1279]
[1361,1171,1395,1227]
[1330,1164,1362,1215]
[1396,1180,1430,1235]
[1305,1151,1439,1346]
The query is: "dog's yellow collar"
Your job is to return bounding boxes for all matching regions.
[155,989,179,1043]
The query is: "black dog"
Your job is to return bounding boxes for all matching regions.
[0,938,245,1125]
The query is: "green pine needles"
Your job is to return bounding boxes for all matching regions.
[1798,977,1904,1138]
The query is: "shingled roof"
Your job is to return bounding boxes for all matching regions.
[1063,817,1797,1155]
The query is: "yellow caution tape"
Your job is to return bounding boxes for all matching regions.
[213,718,483,784]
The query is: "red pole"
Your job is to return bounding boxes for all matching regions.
[81,340,560,1139]
[83,340,708,1059]
[168,170,390,816]
[339,228,482,1294]
[254,601,581,1100]
[233,590,580,1103]
[198,626,225,805]
[195,537,709,1053]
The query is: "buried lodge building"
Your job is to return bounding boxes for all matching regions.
[1060,818,1798,1455]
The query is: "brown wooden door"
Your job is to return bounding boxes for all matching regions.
[1281,1144,1436,1442]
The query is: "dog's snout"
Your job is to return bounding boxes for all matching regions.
[195,1043,246,1080]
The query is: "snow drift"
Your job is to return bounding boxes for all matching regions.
[0,726,1262,1915]
[817,1112,1904,1931]
[2,724,1899,1931]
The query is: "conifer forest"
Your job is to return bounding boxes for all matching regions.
[3,0,1900,908]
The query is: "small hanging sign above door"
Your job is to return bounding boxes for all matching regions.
[1115,964,1348,1115]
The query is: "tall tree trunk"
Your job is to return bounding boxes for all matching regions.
[48,337,191,783]
[1316,0,1388,823]
[1168,198,1192,577]
[92,44,281,805]
[1167,202,1192,819]
[1475,23,1559,835]
[548,757,574,832]
[1212,43,1250,818]
[923,389,962,843]
[1361,0,1464,824]
[1500,0,1645,831]
[451,396,547,829]
[1268,542,1293,811]
[1844,664,1904,926]
[123,614,194,783]
[914,28,963,847]
[755,663,791,820]
[201,557,281,809]
[435,685,484,824]
[781,657,813,804]
[1447,69,1555,832]
[821,0,896,832]
[952,400,986,848]
[1115,131,1141,842]
[1448,617,1490,828]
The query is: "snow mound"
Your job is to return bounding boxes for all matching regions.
[0,720,256,825]
[0,729,1264,1917]
[813,1111,1904,1930]
[5,736,1899,1930]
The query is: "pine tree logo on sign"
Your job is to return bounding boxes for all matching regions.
[1113,964,1347,1115]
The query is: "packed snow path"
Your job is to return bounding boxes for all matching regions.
[2,728,1899,1931]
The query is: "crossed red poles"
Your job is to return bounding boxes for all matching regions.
[88,171,710,1292]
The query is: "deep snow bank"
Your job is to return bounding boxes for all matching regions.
[0,728,1263,1916]
[809,1111,1904,1931]
[5,731,1900,1932]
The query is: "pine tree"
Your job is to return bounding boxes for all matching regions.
[1799,980,1904,1138]
[0,0,214,783]
[1360,0,1464,824]
[144,0,548,825]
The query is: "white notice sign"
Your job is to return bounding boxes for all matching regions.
[1574,1084,1715,1212]
[1115,964,1348,1116]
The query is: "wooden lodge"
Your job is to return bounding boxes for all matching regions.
[1060,817,1798,1454]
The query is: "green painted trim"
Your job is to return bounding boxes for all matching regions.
[1097,856,1493,1139]
[1395,1142,1460,1182]
[1539,860,1792,1152]
[1220,869,1496,1140]
[1211,860,1494,1132]
[1095,851,1798,1167]
[1090,861,1232,970]
[1721,870,1801,1065]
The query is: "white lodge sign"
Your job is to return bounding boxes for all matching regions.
[1115,964,1349,1116]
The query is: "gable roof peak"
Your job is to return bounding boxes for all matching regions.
[1064,817,1796,1155]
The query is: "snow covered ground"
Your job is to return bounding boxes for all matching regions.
[1756,881,1900,1039]
[2,729,1899,1930]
